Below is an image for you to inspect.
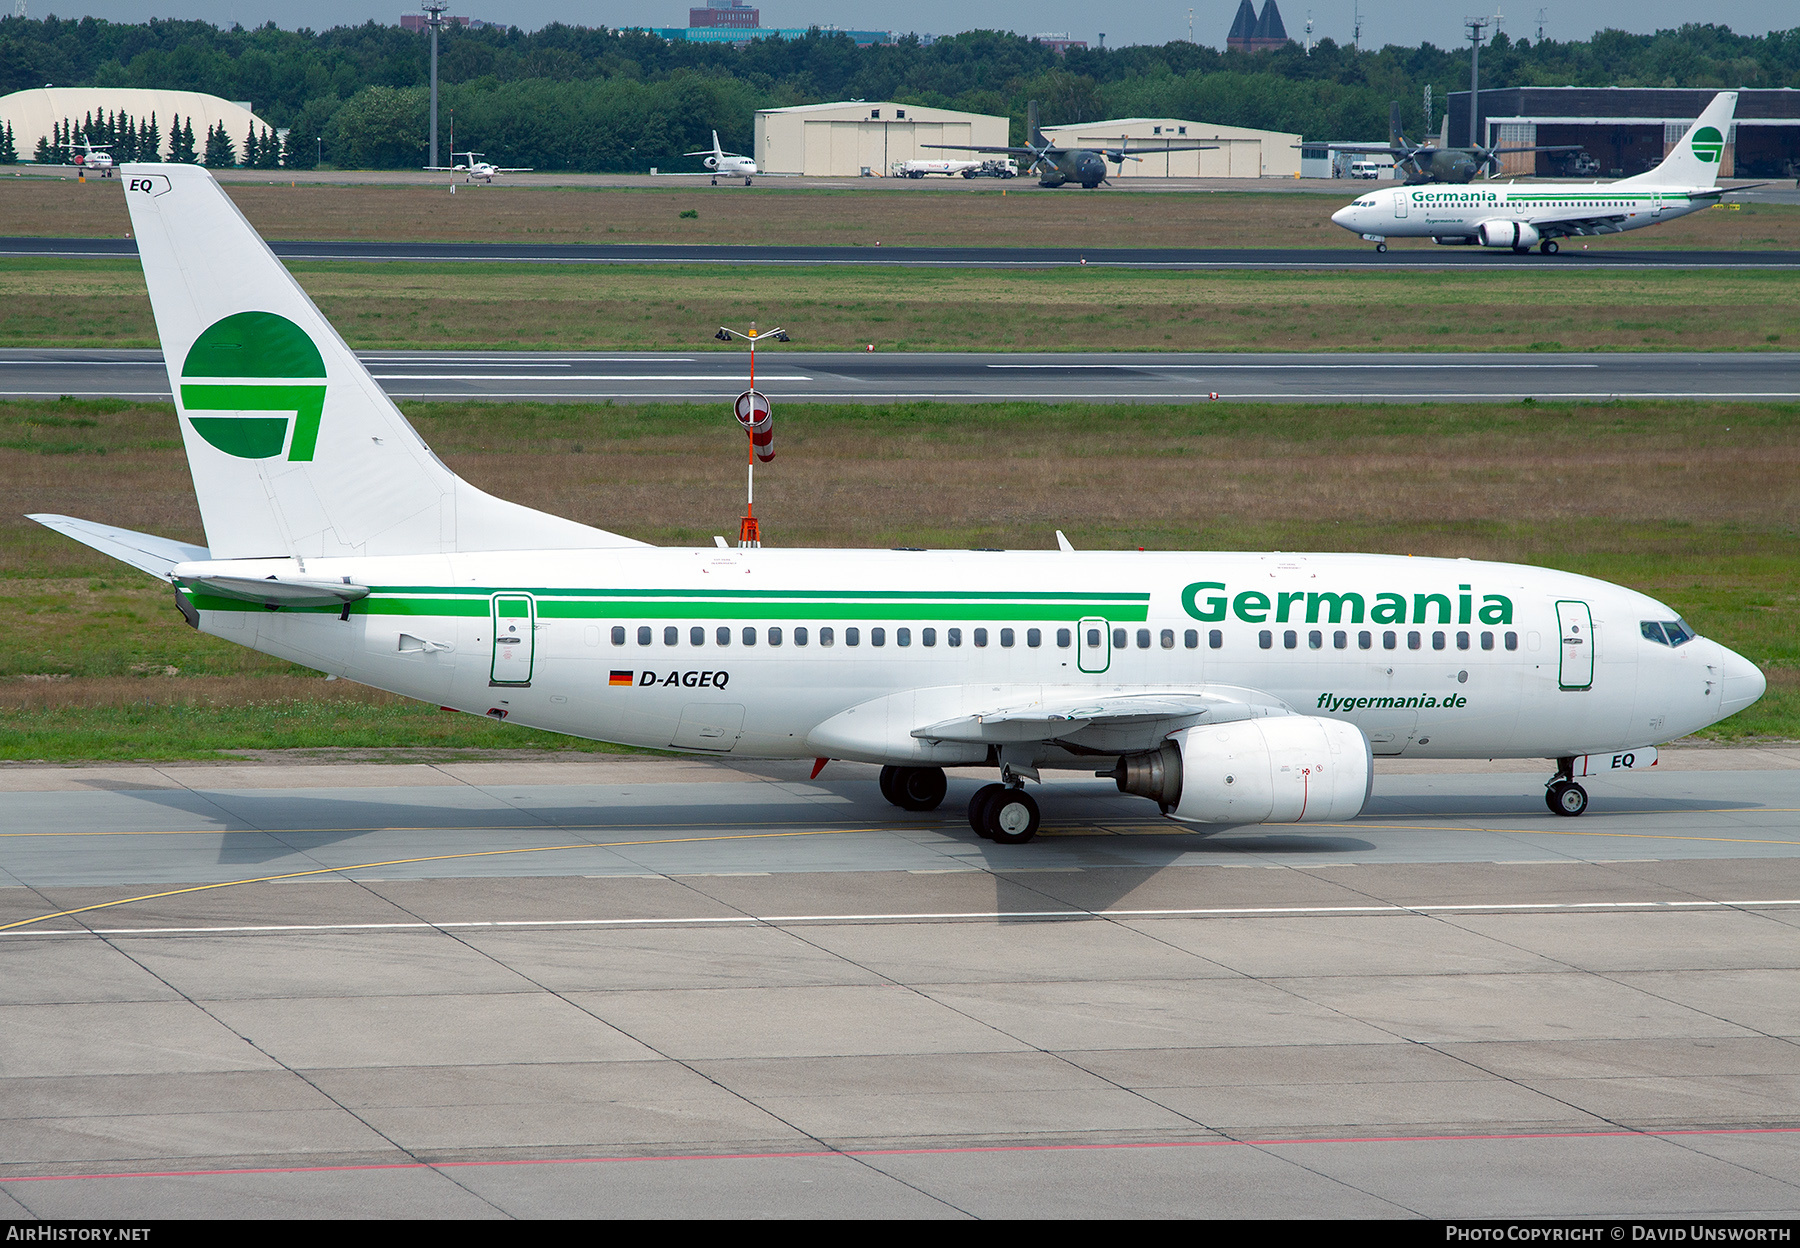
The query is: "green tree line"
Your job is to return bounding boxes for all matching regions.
[1,16,1795,170]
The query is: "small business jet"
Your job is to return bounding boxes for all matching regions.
[66,136,116,177]
[1331,92,1756,254]
[686,131,759,184]
[37,163,1766,843]
[425,151,533,183]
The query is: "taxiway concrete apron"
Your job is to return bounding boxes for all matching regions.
[5,347,1798,404]
[7,234,1800,269]
[2,748,1800,1217]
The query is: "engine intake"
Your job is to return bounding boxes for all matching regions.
[1477,219,1541,250]
[1116,716,1373,825]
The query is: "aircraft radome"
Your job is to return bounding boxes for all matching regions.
[1331,92,1759,254]
[30,163,1765,843]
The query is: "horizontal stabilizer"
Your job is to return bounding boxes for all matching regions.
[172,570,369,608]
[26,514,209,580]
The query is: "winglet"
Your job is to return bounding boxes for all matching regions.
[1055,530,1075,552]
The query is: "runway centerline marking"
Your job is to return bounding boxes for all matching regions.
[9,898,1799,939]
[987,362,1604,370]
[6,1124,1799,1184]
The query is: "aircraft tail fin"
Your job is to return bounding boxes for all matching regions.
[117,163,646,562]
[1028,100,1044,147]
[1389,100,1406,147]
[1622,92,1736,188]
[1439,113,1450,148]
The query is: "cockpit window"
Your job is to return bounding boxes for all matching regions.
[1642,619,1695,647]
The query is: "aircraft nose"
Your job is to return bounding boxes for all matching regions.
[1717,643,1767,717]
[1330,206,1354,230]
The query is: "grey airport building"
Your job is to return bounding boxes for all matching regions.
[1449,86,1800,178]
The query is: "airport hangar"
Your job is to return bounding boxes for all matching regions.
[753,102,1302,178]
[0,87,275,159]
[1448,85,1800,179]
[1038,117,1302,178]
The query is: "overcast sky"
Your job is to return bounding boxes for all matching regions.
[26,1,1798,54]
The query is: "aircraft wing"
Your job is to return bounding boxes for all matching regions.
[1536,213,1632,238]
[910,686,1291,753]
[1104,144,1219,156]
[1321,143,1409,155]
[922,144,1045,155]
[496,167,534,173]
[1485,145,1585,155]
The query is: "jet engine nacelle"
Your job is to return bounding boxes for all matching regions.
[703,156,720,170]
[1114,716,1373,824]
[1477,219,1541,249]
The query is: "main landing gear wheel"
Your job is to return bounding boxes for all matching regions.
[1546,781,1589,817]
[968,783,1007,840]
[983,788,1041,845]
[1539,239,1560,255]
[1374,242,1388,253]
[882,765,947,812]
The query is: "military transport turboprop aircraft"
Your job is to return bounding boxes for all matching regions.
[1324,101,1583,186]
[30,163,1765,843]
[926,102,1216,190]
[1331,92,1755,254]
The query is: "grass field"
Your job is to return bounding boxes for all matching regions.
[4,258,1796,353]
[2,396,1793,758]
[4,177,1797,251]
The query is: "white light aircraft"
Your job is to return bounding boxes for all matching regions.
[685,131,758,184]
[35,163,1766,843]
[1331,92,1757,254]
[425,151,533,183]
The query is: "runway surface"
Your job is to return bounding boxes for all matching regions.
[7,234,1799,269]
[3,751,1800,1218]
[6,347,1795,404]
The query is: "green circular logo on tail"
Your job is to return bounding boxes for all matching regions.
[180,311,327,460]
[1690,126,1724,164]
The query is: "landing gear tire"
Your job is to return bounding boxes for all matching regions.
[710,177,718,185]
[1539,239,1559,255]
[1546,781,1589,817]
[878,765,899,806]
[984,788,1041,844]
[889,765,947,812]
[1374,242,1388,254]
[968,783,1007,839]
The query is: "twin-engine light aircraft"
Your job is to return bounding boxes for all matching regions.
[926,102,1216,189]
[1332,93,1755,254]
[425,151,533,183]
[35,164,1765,844]
[1326,102,1583,186]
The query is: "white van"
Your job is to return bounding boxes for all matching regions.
[1349,160,1384,179]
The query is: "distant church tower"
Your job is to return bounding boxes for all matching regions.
[1228,0,1291,53]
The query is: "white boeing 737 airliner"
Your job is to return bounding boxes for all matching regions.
[30,164,1765,843]
[1331,92,1751,254]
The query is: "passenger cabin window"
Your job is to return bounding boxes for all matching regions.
[742,626,756,646]
[896,627,910,647]
[923,627,936,647]
[1137,629,1151,649]
[975,628,989,647]
[820,626,834,646]
[1505,631,1518,650]
[1207,629,1221,649]
[1085,628,1100,648]
[1000,628,1015,647]
[1259,630,1273,649]
[871,627,886,646]
[795,627,809,646]
[1113,628,1128,649]
[717,626,731,646]
[611,626,626,645]
[949,628,963,647]
[1383,631,1397,650]
[1028,628,1042,648]
[1160,629,1174,649]
[691,626,705,646]
[1309,630,1323,649]
[663,626,678,646]
[769,627,782,646]
[1284,630,1298,649]
[1058,629,1072,648]
[846,627,860,646]
[1359,631,1372,649]
[637,626,652,646]
[1480,631,1494,650]
[1407,631,1421,650]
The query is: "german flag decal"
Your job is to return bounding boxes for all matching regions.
[609,670,634,687]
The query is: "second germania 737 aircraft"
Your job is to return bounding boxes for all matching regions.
[1330,92,1753,254]
[31,164,1765,843]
